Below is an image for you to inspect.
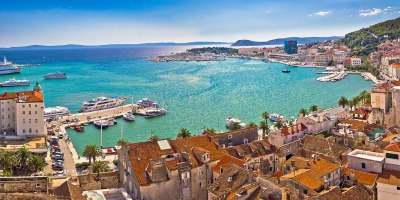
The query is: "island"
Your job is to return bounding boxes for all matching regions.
[147,47,238,62]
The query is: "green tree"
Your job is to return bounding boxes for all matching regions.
[228,122,242,131]
[309,105,318,112]
[0,150,17,175]
[17,147,31,170]
[275,120,284,129]
[28,154,46,172]
[203,128,216,135]
[177,128,192,138]
[262,111,270,123]
[83,144,100,165]
[148,134,161,142]
[259,121,270,139]
[116,139,129,146]
[92,161,111,173]
[246,122,257,129]
[338,96,349,108]
[299,108,308,116]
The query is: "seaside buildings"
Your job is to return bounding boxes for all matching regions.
[284,40,298,54]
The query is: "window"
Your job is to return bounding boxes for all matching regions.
[29,104,31,108]
[386,153,399,159]
[22,105,25,108]
[198,168,203,175]
[243,139,248,144]
[29,111,31,115]
[270,167,273,172]
[29,119,31,124]
[23,119,25,124]
[361,163,366,169]
[303,189,308,195]
[228,134,232,139]
[397,186,400,190]
[29,128,32,133]
[35,119,38,123]
[35,129,38,133]
[35,104,37,107]
[35,111,37,114]
[198,182,202,189]
[23,129,25,133]
[22,111,25,115]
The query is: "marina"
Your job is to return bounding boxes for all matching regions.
[317,71,348,82]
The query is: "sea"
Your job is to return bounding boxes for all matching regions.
[0,46,372,155]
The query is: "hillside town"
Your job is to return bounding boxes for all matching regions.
[4,28,400,200]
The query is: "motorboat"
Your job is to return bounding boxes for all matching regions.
[0,78,30,87]
[79,96,126,113]
[123,112,135,121]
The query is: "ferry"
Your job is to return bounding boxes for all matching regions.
[44,106,71,119]
[137,98,159,108]
[269,113,286,122]
[225,117,246,129]
[78,96,126,113]
[94,120,109,129]
[123,112,135,121]
[1,78,30,87]
[44,72,67,79]
[0,57,21,75]
[144,109,167,119]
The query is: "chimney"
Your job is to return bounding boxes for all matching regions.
[305,160,311,169]
[324,178,329,190]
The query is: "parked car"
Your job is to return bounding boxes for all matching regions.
[53,160,63,165]
[51,154,64,160]
[52,152,63,156]
[53,158,64,163]
[53,170,65,176]
[58,133,64,139]
[52,165,63,171]
[52,144,59,148]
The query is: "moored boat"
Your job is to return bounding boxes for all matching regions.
[0,57,21,75]
[78,96,126,113]
[44,106,71,119]
[137,98,159,108]
[44,72,67,79]
[269,113,286,122]
[1,78,30,87]
[144,109,167,119]
[94,120,109,129]
[123,112,135,121]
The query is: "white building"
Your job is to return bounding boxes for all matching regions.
[296,107,347,134]
[268,123,308,146]
[333,51,347,63]
[377,170,400,200]
[350,57,362,66]
[0,82,44,138]
[388,64,400,80]
[383,142,400,171]
[347,149,385,173]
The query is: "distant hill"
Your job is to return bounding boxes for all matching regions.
[341,17,400,56]
[0,42,231,50]
[231,36,342,46]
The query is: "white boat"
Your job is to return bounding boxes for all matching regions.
[144,109,167,119]
[78,96,126,113]
[137,98,159,108]
[123,112,135,121]
[94,120,109,129]
[269,113,286,122]
[107,118,117,126]
[0,57,21,75]
[225,117,246,128]
[44,72,67,79]
[1,78,30,87]
[44,106,71,119]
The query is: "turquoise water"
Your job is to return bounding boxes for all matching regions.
[0,48,372,154]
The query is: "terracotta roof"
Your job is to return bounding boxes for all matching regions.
[343,168,378,186]
[392,63,400,68]
[281,123,307,136]
[53,181,85,200]
[170,135,227,167]
[377,170,400,185]
[0,90,44,103]
[312,184,373,200]
[382,134,400,142]
[387,125,400,135]
[384,142,400,152]
[128,140,176,185]
[213,155,246,174]
[338,119,367,132]
[225,140,274,159]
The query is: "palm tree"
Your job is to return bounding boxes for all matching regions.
[259,120,270,139]
[177,128,192,138]
[203,128,216,135]
[28,154,46,172]
[262,111,270,123]
[0,150,17,174]
[117,139,129,146]
[148,134,161,142]
[17,147,31,170]
[275,119,284,129]
[338,96,349,108]
[92,161,111,173]
[359,90,370,105]
[299,108,308,117]
[246,122,257,129]
[309,105,318,112]
[83,144,100,165]
[228,122,242,131]
[351,96,360,108]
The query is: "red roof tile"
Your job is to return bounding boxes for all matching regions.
[384,142,400,152]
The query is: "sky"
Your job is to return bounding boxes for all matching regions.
[1,0,400,47]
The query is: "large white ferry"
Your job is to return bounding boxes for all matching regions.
[78,96,126,113]
[44,106,71,119]
[1,78,30,87]
[0,57,21,75]
[44,72,67,79]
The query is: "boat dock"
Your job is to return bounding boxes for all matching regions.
[316,71,379,84]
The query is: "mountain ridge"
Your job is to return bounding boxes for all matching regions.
[231,36,343,46]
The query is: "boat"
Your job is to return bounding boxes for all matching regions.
[44,72,67,79]
[123,112,135,121]
[78,96,126,113]
[282,69,291,73]
[94,120,109,129]
[73,125,84,132]
[137,98,159,108]
[269,113,286,122]
[107,118,117,126]
[225,117,246,129]
[0,57,21,75]
[1,78,30,87]
[44,106,71,119]
[144,109,167,119]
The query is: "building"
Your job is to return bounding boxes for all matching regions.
[333,51,347,63]
[388,63,400,80]
[297,107,347,135]
[383,142,400,171]
[268,123,308,146]
[347,149,385,173]
[118,135,227,200]
[0,84,45,138]
[209,127,258,147]
[350,57,362,66]
[212,155,245,179]
[377,170,400,200]
[284,40,298,54]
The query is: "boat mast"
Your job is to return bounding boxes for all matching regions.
[120,121,124,140]
[100,124,103,148]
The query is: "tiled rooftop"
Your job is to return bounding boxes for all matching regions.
[377,170,400,186]
[0,90,44,103]
[343,168,378,187]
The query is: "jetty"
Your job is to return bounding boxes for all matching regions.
[317,71,348,82]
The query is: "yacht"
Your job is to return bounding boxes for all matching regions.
[0,57,21,75]
[225,117,246,129]
[269,113,286,122]
[78,96,126,113]
[44,106,71,119]
[94,120,109,129]
[44,72,67,79]
[144,109,167,119]
[123,112,135,121]
[1,78,30,87]
[137,98,159,108]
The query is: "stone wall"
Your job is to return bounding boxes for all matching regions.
[0,176,48,193]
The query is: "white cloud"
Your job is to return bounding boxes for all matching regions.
[265,10,271,14]
[310,11,331,16]
[359,8,382,17]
